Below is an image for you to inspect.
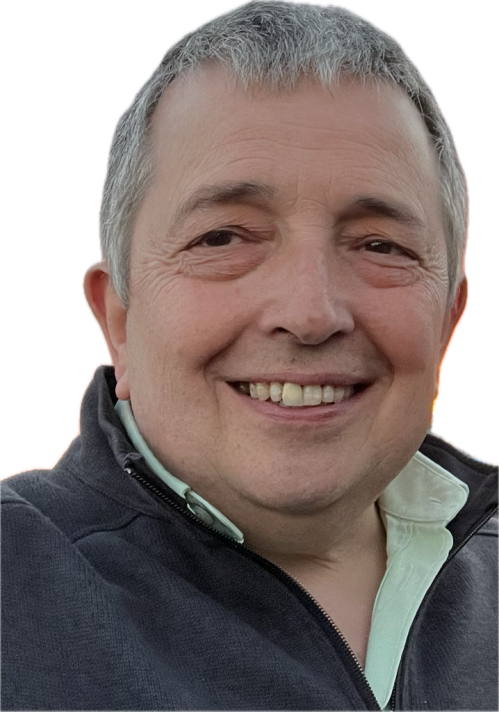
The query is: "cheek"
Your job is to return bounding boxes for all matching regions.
[130,276,250,374]
[359,284,447,375]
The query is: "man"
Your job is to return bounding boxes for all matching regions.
[2,1,497,710]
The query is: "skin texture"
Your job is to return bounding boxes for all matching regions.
[86,66,466,664]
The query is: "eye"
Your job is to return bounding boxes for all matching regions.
[195,229,243,247]
[363,239,414,258]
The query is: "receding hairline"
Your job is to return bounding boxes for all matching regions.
[150,59,432,128]
[148,62,441,184]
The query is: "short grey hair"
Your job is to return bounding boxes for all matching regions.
[100,0,467,308]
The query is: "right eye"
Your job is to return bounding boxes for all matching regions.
[194,230,244,247]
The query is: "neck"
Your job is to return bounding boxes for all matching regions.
[246,500,386,570]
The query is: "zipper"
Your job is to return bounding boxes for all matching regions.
[446,504,498,563]
[388,503,498,711]
[126,465,381,710]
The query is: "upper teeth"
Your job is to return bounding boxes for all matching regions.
[245,382,354,406]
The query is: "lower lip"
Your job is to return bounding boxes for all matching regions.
[227,384,367,423]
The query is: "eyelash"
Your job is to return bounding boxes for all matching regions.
[193,229,244,248]
[360,238,417,260]
[192,230,418,262]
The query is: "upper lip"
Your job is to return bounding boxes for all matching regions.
[226,373,372,386]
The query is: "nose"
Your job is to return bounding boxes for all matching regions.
[259,242,355,345]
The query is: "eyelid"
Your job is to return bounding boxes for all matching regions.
[191,227,244,247]
[360,237,418,259]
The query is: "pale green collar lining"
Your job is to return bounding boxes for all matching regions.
[365,451,469,708]
[378,450,469,526]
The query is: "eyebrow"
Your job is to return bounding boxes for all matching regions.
[170,184,425,233]
[336,196,425,231]
[171,181,274,228]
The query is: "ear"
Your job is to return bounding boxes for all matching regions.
[432,275,470,419]
[84,262,130,400]
[439,277,467,360]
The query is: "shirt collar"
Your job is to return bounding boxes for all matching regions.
[378,450,469,526]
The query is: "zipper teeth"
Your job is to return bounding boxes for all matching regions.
[127,466,380,709]
[388,502,498,712]
[446,504,498,562]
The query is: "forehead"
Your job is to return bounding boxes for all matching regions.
[143,64,441,228]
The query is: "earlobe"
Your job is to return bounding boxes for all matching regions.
[84,262,130,400]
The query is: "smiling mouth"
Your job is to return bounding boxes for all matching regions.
[229,381,368,407]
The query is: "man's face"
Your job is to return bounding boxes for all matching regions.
[115,67,462,522]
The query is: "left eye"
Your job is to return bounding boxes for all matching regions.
[363,239,412,257]
[196,230,243,247]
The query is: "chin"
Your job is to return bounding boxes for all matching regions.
[240,475,348,517]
